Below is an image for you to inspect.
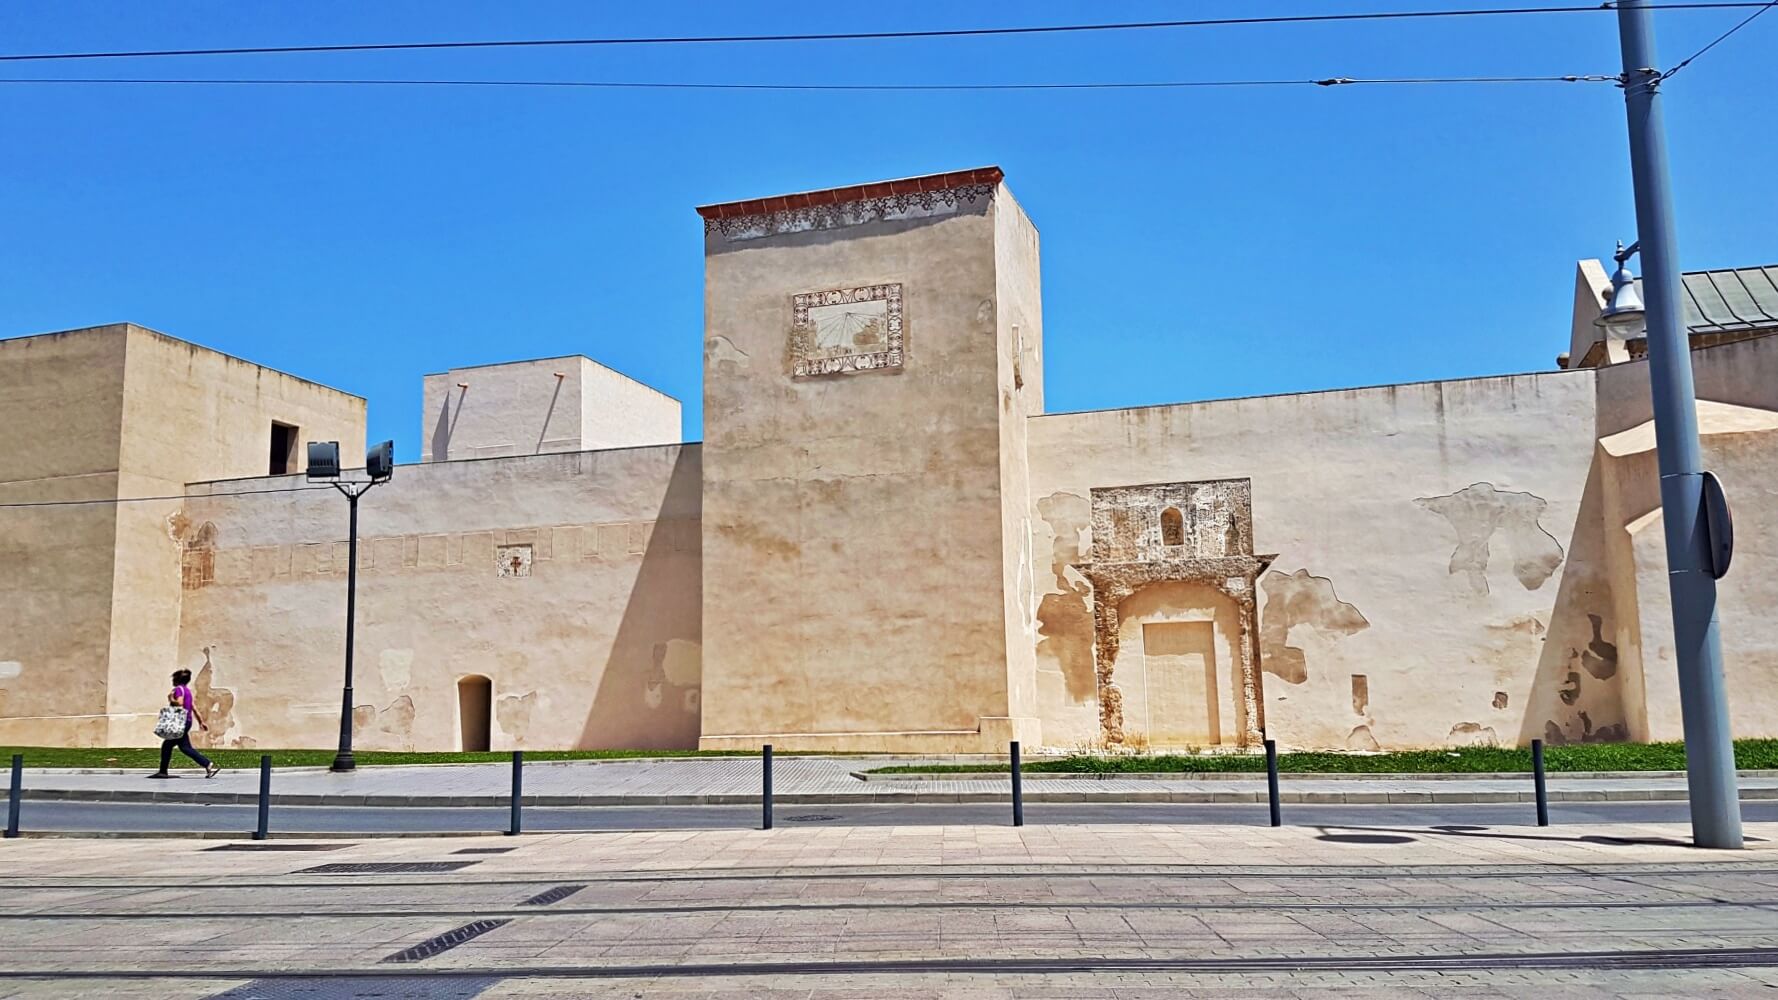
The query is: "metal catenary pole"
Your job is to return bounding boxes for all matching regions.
[1614,0,1742,849]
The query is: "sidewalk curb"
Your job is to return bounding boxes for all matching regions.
[854,769,1778,783]
[20,787,1778,806]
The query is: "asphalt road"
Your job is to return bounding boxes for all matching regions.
[16,798,1778,835]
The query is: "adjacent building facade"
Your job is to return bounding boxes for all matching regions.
[3,167,1775,753]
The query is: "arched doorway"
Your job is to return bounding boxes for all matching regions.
[1116,581,1244,747]
[458,675,492,752]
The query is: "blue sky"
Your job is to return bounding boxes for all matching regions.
[2,2,1773,460]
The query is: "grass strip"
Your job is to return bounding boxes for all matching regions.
[866,739,1778,775]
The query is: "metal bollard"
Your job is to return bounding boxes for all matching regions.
[252,755,272,841]
[1265,739,1282,828]
[761,745,774,830]
[1532,739,1550,827]
[5,754,20,839]
[507,750,523,836]
[1010,741,1025,827]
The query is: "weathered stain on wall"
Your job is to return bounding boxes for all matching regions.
[350,695,416,750]
[1415,483,1566,593]
[496,691,537,744]
[704,335,749,373]
[1257,570,1369,685]
[1034,492,1095,702]
[1580,613,1619,680]
[190,647,237,749]
[1447,721,1498,745]
[1544,709,1628,745]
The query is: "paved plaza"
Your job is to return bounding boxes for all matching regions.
[3,820,1778,997]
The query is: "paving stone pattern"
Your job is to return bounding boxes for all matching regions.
[1,822,1777,995]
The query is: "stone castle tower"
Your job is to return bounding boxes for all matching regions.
[695,168,1046,752]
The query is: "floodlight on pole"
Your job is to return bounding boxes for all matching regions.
[306,441,341,480]
[307,439,396,773]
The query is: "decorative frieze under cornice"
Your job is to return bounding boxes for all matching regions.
[696,167,1002,242]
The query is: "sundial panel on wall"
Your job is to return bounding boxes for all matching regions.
[790,283,904,377]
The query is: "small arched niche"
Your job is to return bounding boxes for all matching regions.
[458,675,493,752]
[1160,507,1186,548]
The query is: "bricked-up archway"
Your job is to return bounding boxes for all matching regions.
[1074,479,1274,748]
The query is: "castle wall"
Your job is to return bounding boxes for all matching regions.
[175,444,702,752]
[0,324,366,747]
[1027,370,1614,751]
[107,326,366,745]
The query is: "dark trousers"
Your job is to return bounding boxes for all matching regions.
[159,726,212,772]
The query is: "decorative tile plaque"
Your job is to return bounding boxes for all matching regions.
[790,283,904,377]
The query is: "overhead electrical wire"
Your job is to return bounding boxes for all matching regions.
[0,485,339,508]
[0,3,1768,63]
[0,75,1622,91]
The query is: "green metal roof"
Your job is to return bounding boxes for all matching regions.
[1635,266,1778,334]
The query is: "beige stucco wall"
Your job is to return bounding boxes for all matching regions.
[0,328,128,745]
[422,356,680,462]
[1028,370,1614,751]
[697,184,1035,752]
[1594,334,1778,743]
[175,444,702,751]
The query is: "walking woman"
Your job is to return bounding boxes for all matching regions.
[151,668,221,779]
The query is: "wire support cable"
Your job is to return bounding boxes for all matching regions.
[0,485,337,508]
[1662,0,1778,78]
[0,75,1621,92]
[0,4,1769,63]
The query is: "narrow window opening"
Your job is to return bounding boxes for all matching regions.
[270,421,299,475]
[1160,507,1186,547]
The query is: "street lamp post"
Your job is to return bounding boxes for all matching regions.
[308,440,395,774]
[1612,0,1742,849]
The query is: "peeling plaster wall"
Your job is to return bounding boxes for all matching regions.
[697,183,1037,752]
[176,444,702,751]
[1028,370,1609,750]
